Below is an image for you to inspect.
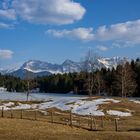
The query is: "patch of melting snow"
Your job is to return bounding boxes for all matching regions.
[0,98,122,116]
[37,98,120,116]
[12,103,39,110]
[3,102,14,107]
[130,100,140,104]
[0,106,10,110]
[39,110,48,115]
[0,102,15,110]
[71,99,120,116]
[107,110,131,117]
[12,103,31,110]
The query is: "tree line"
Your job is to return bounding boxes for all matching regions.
[0,58,140,97]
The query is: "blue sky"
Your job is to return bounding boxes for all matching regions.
[0,0,140,69]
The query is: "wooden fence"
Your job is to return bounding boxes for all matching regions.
[0,107,139,132]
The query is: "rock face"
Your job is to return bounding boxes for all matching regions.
[1,57,126,78]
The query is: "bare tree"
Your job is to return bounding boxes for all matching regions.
[114,60,137,97]
[82,49,100,96]
[26,71,30,101]
[26,70,33,101]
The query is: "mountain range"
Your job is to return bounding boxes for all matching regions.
[0,57,125,78]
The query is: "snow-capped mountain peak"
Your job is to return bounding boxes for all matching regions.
[0,57,127,78]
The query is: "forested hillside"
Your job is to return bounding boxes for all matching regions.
[0,58,140,97]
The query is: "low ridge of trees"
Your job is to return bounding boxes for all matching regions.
[0,74,26,92]
[0,58,140,97]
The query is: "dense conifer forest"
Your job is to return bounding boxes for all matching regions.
[0,58,140,97]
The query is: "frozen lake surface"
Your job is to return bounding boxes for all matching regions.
[0,92,139,101]
[0,92,85,101]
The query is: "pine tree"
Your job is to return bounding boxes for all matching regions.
[132,58,140,96]
[94,70,105,95]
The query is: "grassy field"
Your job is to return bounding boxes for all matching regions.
[0,97,140,140]
[0,118,140,140]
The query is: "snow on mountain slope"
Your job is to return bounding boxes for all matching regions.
[62,59,82,73]
[21,60,61,73]
[1,57,126,78]
[98,57,124,69]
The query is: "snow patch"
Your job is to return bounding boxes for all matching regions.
[130,100,140,104]
[3,102,14,107]
[107,110,131,117]
[0,102,15,110]
[24,68,47,73]
[38,98,120,116]
[12,103,31,110]
[12,103,39,110]
[0,98,121,116]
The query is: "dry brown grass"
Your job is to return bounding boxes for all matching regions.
[99,98,140,117]
[0,118,140,140]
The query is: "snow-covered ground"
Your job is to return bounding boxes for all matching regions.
[0,98,121,116]
[130,99,140,104]
[107,110,131,117]
[38,98,120,116]
[0,92,138,117]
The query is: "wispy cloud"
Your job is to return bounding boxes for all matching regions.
[0,0,16,20]
[0,22,14,29]
[46,28,94,41]
[2,0,9,9]
[46,19,140,46]
[94,19,140,45]
[0,49,13,59]
[97,45,108,51]
[0,9,16,20]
